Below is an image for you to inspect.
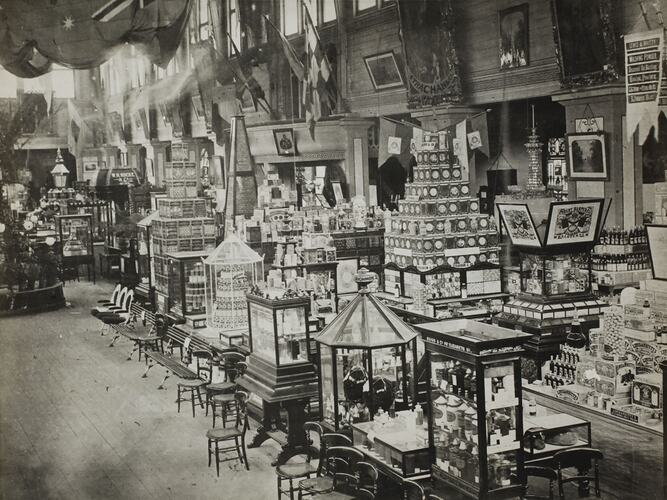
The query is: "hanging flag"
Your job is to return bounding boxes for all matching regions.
[67,99,84,158]
[455,119,469,181]
[303,2,337,139]
[263,14,305,80]
[468,112,489,157]
[0,0,192,78]
[379,117,415,172]
[625,29,664,142]
[226,33,272,116]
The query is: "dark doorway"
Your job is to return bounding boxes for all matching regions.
[378,157,408,209]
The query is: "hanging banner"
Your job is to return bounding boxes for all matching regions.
[625,29,663,142]
[396,0,462,108]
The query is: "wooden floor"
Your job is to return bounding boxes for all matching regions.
[0,281,281,500]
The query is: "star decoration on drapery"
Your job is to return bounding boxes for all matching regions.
[62,16,75,30]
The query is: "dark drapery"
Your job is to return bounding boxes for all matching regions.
[0,0,192,78]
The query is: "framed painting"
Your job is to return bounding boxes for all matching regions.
[544,199,604,247]
[497,203,542,248]
[646,224,667,280]
[551,0,619,86]
[567,132,607,180]
[363,51,405,90]
[499,4,529,69]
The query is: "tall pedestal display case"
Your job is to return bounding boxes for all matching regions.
[494,200,607,380]
[416,320,532,499]
[238,291,319,465]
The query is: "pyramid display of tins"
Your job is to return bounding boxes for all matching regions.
[151,143,217,312]
[384,132,501,297]
[204,232,264,334]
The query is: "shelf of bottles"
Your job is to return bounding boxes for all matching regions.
[542,345,582,389]
[590,226,651,293]
[418,320,531,499]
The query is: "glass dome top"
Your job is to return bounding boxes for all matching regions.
[203,232,263,265]
[315,287,417,349]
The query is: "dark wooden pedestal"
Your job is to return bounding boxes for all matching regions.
[248,397,311,466]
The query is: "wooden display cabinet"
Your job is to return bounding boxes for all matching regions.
[238,291,319,465]
[416,319,532,499]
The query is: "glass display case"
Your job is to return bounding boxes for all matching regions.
[56,214,95,282]
[415,319,533,499]
[316,269,419,432]
[523,413,591,465]
[164,251,208,326]
[351,412,431,480]
[246,291,312,366]
[204,233,263,345]
[520,251,591,297]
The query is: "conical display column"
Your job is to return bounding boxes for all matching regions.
[383,131,503,318]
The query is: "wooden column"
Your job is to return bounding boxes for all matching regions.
[340,116,374,200]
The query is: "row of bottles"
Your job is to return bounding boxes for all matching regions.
[434,361,477,401]
[591,253,650,271]
[599,226,647,246]
[544,344,581,387]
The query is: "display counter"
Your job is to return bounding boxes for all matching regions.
[351,412,431,482]
[524,383,663,500]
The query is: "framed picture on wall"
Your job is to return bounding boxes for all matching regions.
[499,4,529,69]
[273,128,296,156]
[544,199,604,247]
[567,132,607,180]
[646,224,667,280]
[551,0,619,86]
[363,51,405,90]
[497,203,542,248]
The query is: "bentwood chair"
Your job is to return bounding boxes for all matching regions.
[522,465,558,500]
[309,447,365,499]
[553,448,604,500]
[210,361,248,427]
[299,433,353,499]
[206,391,250,475]
[403,480,426,500]
[354,461,379,499]
[205,351,246,415]
[277,422,323,500]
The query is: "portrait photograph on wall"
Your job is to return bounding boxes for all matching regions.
[499,4,529,69]
[567,132,607,180]
[273,128,296,156]
[544,199,604,246]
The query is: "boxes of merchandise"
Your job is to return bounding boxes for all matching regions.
[555,384,595,405]
[632,372,663,409]
[610,404,660,425]
[594,357,636,396]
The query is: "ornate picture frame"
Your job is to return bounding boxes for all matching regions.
[551,0,619,87]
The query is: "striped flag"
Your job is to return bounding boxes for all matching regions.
[302,1,336,139]
[92,0,157,22]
